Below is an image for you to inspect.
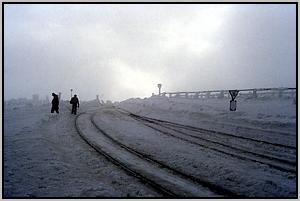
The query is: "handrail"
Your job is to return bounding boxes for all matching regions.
[159,87,296,99]
[163,87,296,95]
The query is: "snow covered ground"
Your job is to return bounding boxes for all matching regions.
[3,101,161,197]
[3,95,297,197]
[119,95,296,133]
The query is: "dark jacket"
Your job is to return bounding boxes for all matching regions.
[70,97,79,107]
[52,94,59,107]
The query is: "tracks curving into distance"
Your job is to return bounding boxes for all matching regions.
[121,109,295,149]
[116,107,296,174]
[74,112,174,197]
[70,104,295,197]
[74,110,239,197]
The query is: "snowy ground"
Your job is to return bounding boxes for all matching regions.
[119,95,296,133]
[3,95,297,197]
[3,101,161,197]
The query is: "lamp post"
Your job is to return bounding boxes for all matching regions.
[70,89,73,99]
[157,84,162,95]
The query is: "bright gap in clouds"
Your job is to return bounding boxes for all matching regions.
[111,59,161,100]
[108,5,232,101]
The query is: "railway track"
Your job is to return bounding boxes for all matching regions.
[160,122,296,164]
[129,114,296,159]
[121,110,295,149]
[74,111,238,197]
[67,103,295,197]
[115,108,296,174]
[74,112,174,197]
[115,107,295,150]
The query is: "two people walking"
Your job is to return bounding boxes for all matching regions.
[51,92,80,115]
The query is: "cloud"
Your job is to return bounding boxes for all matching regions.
[4,4,296,101]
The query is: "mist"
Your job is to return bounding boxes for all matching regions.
[4,4,296,101]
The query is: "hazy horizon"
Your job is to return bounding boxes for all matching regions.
[4,4,296,102]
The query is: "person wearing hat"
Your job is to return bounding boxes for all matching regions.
[51,93,59,114]
[70,94,80,115]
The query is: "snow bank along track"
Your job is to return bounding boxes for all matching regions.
[116,108,296,174]
[74,111,241,197]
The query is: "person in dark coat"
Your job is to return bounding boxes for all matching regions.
[51,93,59,114]
[70,94,79,115]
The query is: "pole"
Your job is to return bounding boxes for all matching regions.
[157,84,162,95]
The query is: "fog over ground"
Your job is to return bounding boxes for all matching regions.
[4,4,296,101]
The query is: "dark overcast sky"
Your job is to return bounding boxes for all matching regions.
[4,4,296,101]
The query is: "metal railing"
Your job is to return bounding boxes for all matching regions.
[159,87,296,99]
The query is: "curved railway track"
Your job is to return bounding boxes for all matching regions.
[74,112,174,197]
[90,112,240,197]
[66,103,295,197]
[120,109,295,149]
[115,108,296,173]
[74,110,239,197]
[115,107,295,150]
[137,116,296,158]
[64,104,173,196]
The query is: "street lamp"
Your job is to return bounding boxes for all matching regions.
[157,84,162,95]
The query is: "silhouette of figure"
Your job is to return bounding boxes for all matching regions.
[51,93,59,114]
[70,94,79,115]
